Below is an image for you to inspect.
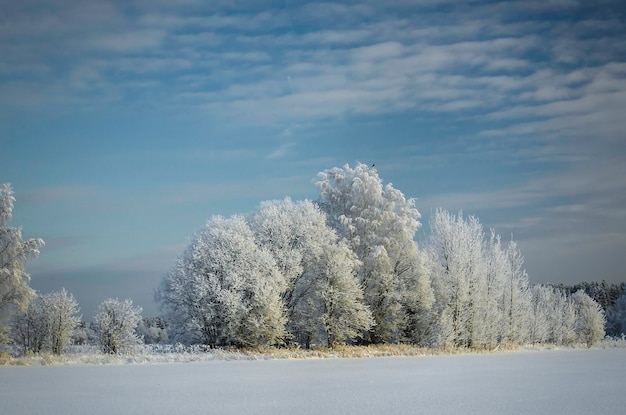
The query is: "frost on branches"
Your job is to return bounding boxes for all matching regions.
[155,164,607,350]
[0,183,44,343]
[156,215,286,347]
[316,163,433,344]
[94,298,143,354]
[250,198,373,347]
[11,288,81,355]
[426,209,604,349]
[157,202,373,349]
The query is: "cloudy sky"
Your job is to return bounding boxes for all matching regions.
[1,0,625,318]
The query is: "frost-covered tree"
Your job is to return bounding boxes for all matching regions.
[500,240,532,345]
[427,210,487,348]
[529,285,552,345]
[137,317,168,344]
[250,198,373,347]
[531,285,577,346]
[552,289,577,346]
[0,183,44,342]
[313,242,374,346]
[427,210,533,349]
[530,286,604,347]
[481,231,507,347]
[94,298,142,354]
[71,321,89,346]
[572,290,605,347]
[315,163,432,344]
[11,289,80,355]
[156,215,286,347]
[11,295,49,354]
[45,289,81,355]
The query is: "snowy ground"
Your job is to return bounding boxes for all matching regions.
[1,349,624,415]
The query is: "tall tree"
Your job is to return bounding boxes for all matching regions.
[427,209,487,348]
[249,198,373,347]
[529,285,552,345]
[501,240,532,345]
[427,209,538,349]
[572,290,605,347]
[45,289,81,355]
[0,183,44,343]
[315,163,432,344]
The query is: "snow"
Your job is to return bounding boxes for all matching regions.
[1,349,624,415]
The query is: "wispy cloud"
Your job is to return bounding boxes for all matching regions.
[3,0,625,288]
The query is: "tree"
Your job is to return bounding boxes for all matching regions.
[500,240,532,345]
[529,285,552,345]
[94,298,142,354]
[539,286,576,346]
[249,198,373,347]
[426,210,534,349]
[610,292,626,336]
[572,290,605,347]
[313,241,374,346]
[427,209,487,348]
[137,317,168,344]
[156,215,286,347]
[45,289,81,355]
[0,183,44,342]
[315,163,432,344]
[11,295,49,354]
[10,289,80,355]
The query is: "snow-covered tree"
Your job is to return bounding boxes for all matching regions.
[426,209,536,349]
[250,198,373,347]
[71,321,89,345]
[427,210,487,348]
[10,295,49,354]
[532,285,577,346]
[529,285,552,345]
[480,231,507,347]
[500,240,532,345]
[137,317,168,344]
[11,289,80,355]
[0,183,44,342]
[157,215,286,347]
[572,290,605,347]
[553,290,577,346]
[45,289,81,355]
[94,298,142,354]
[315,163,432,344]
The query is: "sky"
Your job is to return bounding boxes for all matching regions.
[1,0,625,319]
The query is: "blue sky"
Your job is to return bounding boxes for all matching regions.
[1,0,625,318]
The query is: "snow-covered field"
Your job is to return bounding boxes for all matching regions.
[1,349,624,415]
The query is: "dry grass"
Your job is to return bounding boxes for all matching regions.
[237,343,526,360]
[2,340,620,366]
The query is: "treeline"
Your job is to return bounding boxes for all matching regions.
[156,163,607,349]
[0,166,620,356]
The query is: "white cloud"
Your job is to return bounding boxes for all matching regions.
[84,29,167,53]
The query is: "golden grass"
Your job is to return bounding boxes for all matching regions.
[2,341,606,366]
[236,343,526,359]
